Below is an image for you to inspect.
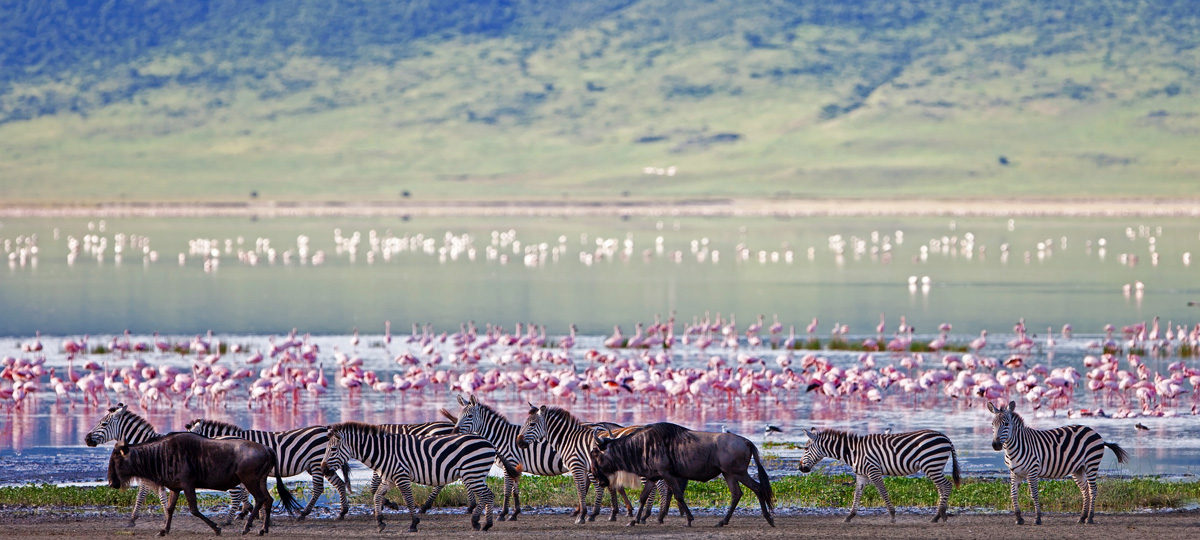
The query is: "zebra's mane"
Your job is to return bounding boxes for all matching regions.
[193,418,243,433]
[541,406,586,428]
[470,401,517,425]
[814,428,859,441]
[328,421,384,436]
[105,406,157,434]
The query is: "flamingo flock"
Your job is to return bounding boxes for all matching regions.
[4,314,1200,422]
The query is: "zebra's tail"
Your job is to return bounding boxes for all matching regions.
[950,444,962,487]
[439,407,458,424]
[1105,442,1131,464]
[269,449,302,517]
[499,457,521,478]
[750,444,775,510]
[341,461,352,493]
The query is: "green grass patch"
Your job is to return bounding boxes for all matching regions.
[7,475,1197,513]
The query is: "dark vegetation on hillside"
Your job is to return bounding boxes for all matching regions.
[1,0,1197,125]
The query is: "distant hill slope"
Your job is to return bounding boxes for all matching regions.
[1,0,1198,204]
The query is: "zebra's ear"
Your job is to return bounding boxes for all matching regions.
[457,394,468,406]
[539,405,548,414]
[987,402,997,413]
[469,394,478,405]
[1006,400,1016,412]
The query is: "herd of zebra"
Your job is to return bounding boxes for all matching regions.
[84,397,1130,535]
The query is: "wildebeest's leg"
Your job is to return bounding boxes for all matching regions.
[242,475,272,536]
[659,479,686,524]
[847,474,866,522]
[717,473,743,527]
[159,490,179,537]
[619,486,635,517]
[183,487,222,535]
[663,476,693,527]
[729,468,774,527]
[628,480,655,527]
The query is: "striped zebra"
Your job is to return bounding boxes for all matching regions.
[185,418,351,520]
[366,421,459,513]
[83,403,171,527]
[448,394,566,521]
[799,427,961,523]
[319,422,511,532]
[987,400,1130,525]
[518,404,609,525]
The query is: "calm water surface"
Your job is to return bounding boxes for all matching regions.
[2,215,1199,484]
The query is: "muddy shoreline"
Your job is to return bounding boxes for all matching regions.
[1,507,1196,539]
[2,197,1199,218]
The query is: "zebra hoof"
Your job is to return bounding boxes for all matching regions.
[1015,517,1025,525]
[713,521,726,527]
[587,514,596,522]
[626,520,637,527]
[483,519,493,531]
[1035,518,1042,525]
[126,520,138,529]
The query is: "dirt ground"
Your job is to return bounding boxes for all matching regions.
[2,508,1197,539]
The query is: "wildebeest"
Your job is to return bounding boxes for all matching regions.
[107,432,301,536]
[589,422,775,528]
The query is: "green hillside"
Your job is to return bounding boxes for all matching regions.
[1,0,1198,204]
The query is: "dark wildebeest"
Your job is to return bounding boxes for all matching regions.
[589,422,775,528]
[107,432,301,536]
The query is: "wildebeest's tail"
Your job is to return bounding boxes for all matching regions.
[950,443,962,487]
[751,444,775,510]
[1106,442,1130,464]
[269,448,302,516]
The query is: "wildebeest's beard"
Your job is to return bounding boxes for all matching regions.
[588,449,611,487]
[106,451,128,489]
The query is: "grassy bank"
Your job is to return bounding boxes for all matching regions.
[5,475,1197,513]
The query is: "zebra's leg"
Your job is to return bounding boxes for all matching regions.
[393,476,420,532]
[159,490,179,537]
[1027,473,1043,525]
[373,477,394,532]
[466,475,495,531]
[497,475,513,521]
[1072,472,1089,524]
[1009,473,1025,524]
[231,486,252,522]
[298,465,324,519]
[928,469,953,522]
[128,482,150,527]
[659,479,685,524]
[571,464,591,525]
[1085,476,1098,524]
[867,469,895,523]
[372,472,400,511]
[846,475,868,522]
[323,469,351,520]
[650,479,669,523]
[419,485,443,513]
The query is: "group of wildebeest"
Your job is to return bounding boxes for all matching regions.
[93,397,1129,536]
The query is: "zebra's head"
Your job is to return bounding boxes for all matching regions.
[451,394,483,435]
[798,427,829,473]
[987,400,1018,451]
[85,403,130,447]
[320,427,347,478]
[184,419,205,434]
[517,403,547,449]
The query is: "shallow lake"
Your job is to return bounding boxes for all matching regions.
[2,215,1199,483]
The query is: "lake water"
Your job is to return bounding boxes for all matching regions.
[2,215,1199,484]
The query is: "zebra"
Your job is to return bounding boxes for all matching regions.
[84,403,172,527]
[987,400,1130,525]
[799,427,961,523]
[366,421,459,513]
[319,421,511,532]
[518,404,609,525]
[448,394,566,521]
[185,418,351,521]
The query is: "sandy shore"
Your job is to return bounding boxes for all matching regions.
[1,508,1196,539]
[1,198,1199,219]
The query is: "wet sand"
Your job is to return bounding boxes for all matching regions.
[1,508,1196,539]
